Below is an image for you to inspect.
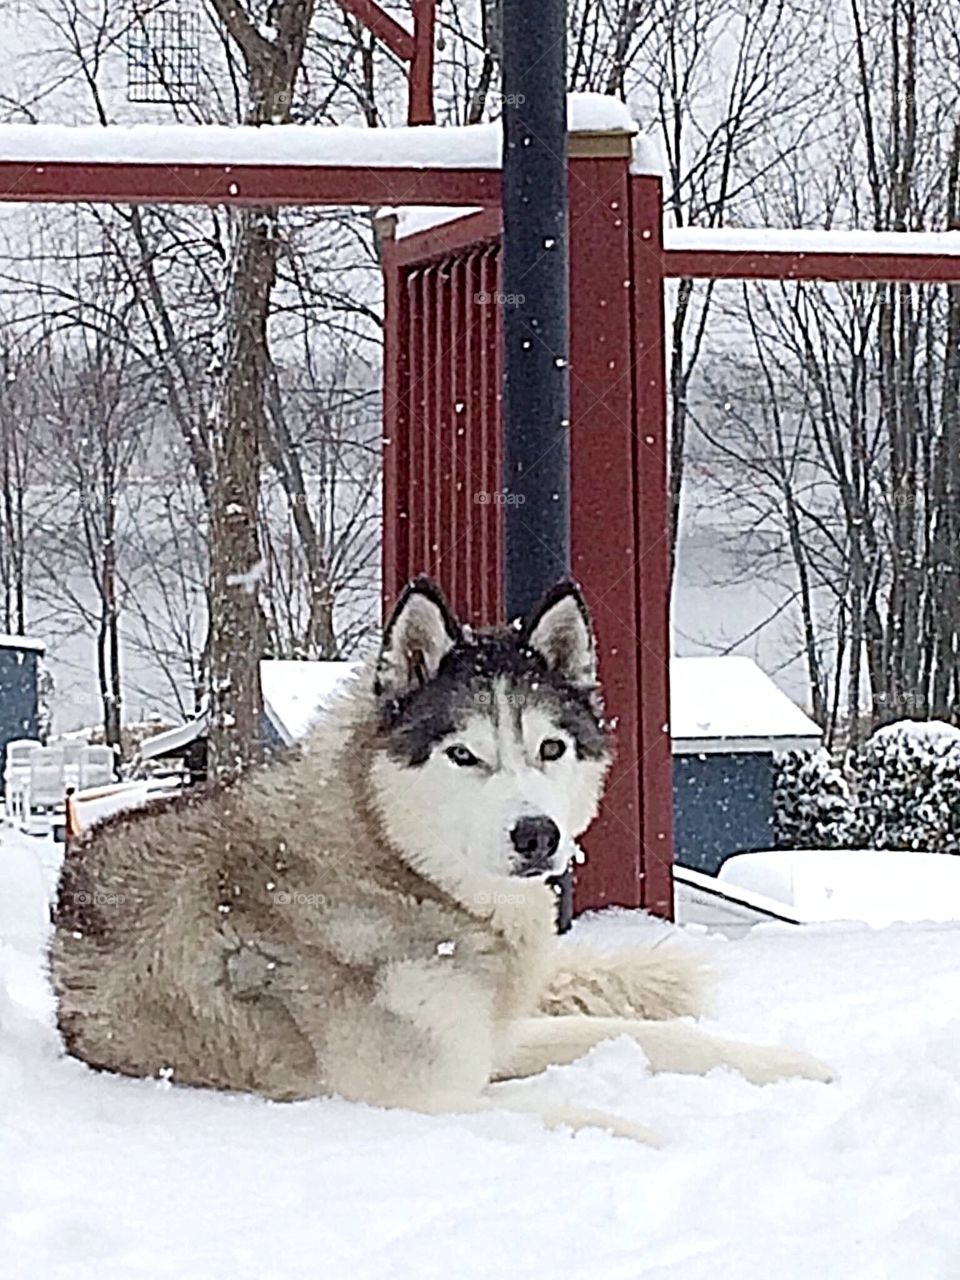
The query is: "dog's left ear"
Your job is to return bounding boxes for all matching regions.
[521,581,597,688]
[376,576,461,700]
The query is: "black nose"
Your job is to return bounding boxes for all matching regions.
[510,815,561,874]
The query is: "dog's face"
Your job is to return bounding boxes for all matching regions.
[369,578,612,894]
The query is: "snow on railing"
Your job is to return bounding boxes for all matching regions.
[0,94,637,172]
[665,226,960,257]
[663,225,960,282]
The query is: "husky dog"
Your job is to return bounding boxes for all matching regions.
[50,579,831,1141]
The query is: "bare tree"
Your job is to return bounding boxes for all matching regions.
[31,281,150,755]
[0,340,39,635]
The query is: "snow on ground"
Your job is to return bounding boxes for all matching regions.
[3,826,960,1279]
[718,848,960,927]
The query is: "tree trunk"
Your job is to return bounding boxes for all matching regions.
[100,445,122,756]
[205,0,317,772]
[930,119,960,718]
[208,210,275,772]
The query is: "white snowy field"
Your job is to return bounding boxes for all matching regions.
[3,828,960,1280]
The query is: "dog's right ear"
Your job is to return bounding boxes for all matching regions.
[520,581,597,689]
[375,577,461,700]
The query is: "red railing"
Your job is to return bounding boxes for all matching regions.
[384,227,503,624]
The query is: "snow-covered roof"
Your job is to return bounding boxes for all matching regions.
[139,654,822,759]
[671,656,821,754]
[139,712,209,761]
[260,660,360,746]
[0,93,642,172]
[0,634,44,653]
[388,205,485,240]
[138,661,361,758]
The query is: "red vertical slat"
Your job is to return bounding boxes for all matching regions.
[420,264,436,575]
[462,254,476,613]
[470,246,489,621]
[486,247,502,625]
[381,236,409,609]
[463,249,478,615]
[476,250,493,623]
[437,260,455,599]
[471,247,491,622]
[489,246,504,624]
[473,249,493,622]
[629,172,674,919]
[447,259,459,606]
[435,261,450,581]
[449,256,468,614]
[407,270,427,581]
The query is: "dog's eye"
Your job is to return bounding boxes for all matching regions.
[540,738,566,762]
[446,744,481,767]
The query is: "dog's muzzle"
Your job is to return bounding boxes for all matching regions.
[510,815,562,877]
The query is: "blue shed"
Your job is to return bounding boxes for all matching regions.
[671,657,822,876]
[0,634,45,794]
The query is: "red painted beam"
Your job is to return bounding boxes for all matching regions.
[408,0,436,125]
[333,0,415,61]
[664,249,960,284]
[0,162,500,208]
[330,0,434,125]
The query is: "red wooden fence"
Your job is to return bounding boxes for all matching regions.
[381,136,675,918]
[380,138,960,920]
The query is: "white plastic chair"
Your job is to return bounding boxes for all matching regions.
[4,738,41,827]
[25,747,67,834]
[60,741,86,792]
[79,744,116,791]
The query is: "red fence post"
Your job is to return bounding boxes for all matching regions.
[566,134,646,911]
[379,215,410,611]
[630,172,674,919]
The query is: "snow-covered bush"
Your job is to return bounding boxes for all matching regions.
[773,749,852,849]
[848,721,960,853]
[777,723,960,854]
[927,744,960,855]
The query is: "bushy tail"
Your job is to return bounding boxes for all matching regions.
[537,939,713,1021]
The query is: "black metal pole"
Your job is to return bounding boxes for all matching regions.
[501,0,572,929]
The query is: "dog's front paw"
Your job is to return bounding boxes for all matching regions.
[730,1042,835,1086]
